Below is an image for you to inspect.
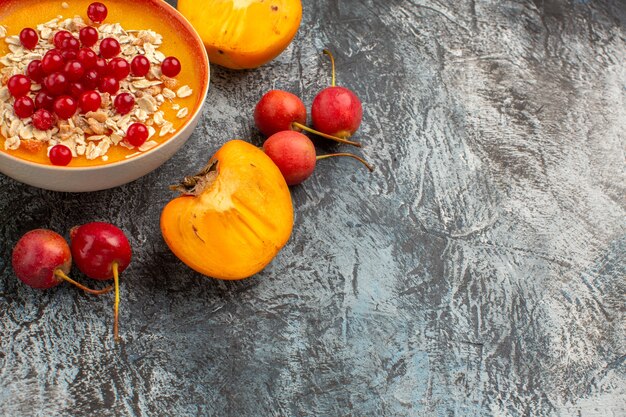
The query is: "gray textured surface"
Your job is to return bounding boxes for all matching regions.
[1,0,625,416]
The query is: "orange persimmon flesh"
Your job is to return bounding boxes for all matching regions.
[160,140,294,280]
[177,0,302,69]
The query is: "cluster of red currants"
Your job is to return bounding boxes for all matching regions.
[254,50,372,185]
[5,2,182,166]
[12,223,131,341]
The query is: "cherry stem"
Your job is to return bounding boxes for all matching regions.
[112,262,120,342]
[316,153,374,172]
[292,122,361,148]
[54,269,114,295]
[323,49,336,87]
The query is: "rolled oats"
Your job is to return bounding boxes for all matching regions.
[138,140,157,152]
[162,88,176,100]
[176,107,188,119]
[176,85,193,98]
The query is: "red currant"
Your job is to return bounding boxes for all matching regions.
[94,57,109,76]
[99,38,120,59]
[69,82,86,99]
[26,60,45,83]
[87,2,108,24]
[35,91,55,110]
[108,57,130,80]
[7,75,31,98]
[60,37,80,51]
[113,93,135,115]
[32,109,55,130]
[98,76,119,95]
[130,55,150,77]
[79,90,101,113]
[44,72,69,96]
[79,26,99,47]
[77,48,98,69]
[49,144,72,166]
[161,56,181,77]
[125,123,148,147]
[19,28,38,50]
[42,50,64,74]
[53,96,78,119]
[61,49,78,62]
[64,60,85,82]
[82,69,100,89]
[14,96,35,119]
[53,31,72,49]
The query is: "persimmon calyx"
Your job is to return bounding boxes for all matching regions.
[170,160,219,195]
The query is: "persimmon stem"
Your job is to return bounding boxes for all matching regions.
[112,262,120,342]
[316,153,375,172]
[292,122,361,148]
[323,49,336,87]
[54,269,114,295]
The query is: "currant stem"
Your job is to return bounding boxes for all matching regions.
[292,122,361,147]
[316,153,375,172]
[54,269,114,295]
[323,49,336,87]
[112,262,120,342]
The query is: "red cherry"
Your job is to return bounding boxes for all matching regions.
[125,122,148,147]
[53,31,72,49]
[70,222,131,341]
[44,72,68,96]
[49,144,73,166]
[254,90,307,136]
[113,93,135,115]
[63,60,85,82]
[42,50,64,74]
[87,2,108,24]
[53,95,78,119]
[60,49,78,62]
[32,109,55,130]
[19,28,38,50]
[35,91,55,110]
[161,56,181,77]
[79,26,99,47]
[311,86,362,139]
[14,96,35,119]
[60,37,80,51]
[108,57,130,80]
[81,70,100,90]
[69,82,86,99]
[7,75,31,98]
[263,131,317,185]
[79,90,101,112]
[98,76,119,95]
[94,57,109,75]
[77,48,97,69]
[130,56,150,77]
[12,229,71,289]
[99,38,120,59]
[26,60,45,83]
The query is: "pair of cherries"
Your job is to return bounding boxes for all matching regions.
[12,222,131,341]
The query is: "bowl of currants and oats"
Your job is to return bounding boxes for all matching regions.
[0,0,209,191]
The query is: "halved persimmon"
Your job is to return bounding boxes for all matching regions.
[177,0,302,69]
[160,140,294,280]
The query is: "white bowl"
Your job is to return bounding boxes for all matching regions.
[0,0,210,192]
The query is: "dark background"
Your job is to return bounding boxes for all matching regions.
[1,0,625,416]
